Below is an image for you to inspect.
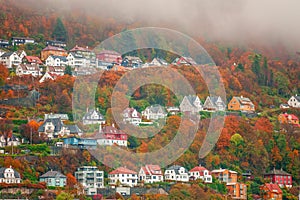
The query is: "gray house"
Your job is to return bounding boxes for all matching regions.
[203,96,226,111]
[39,170,66,187]
[180,95,203,113]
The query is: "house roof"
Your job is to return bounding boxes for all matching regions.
[166,165,188,174]
[173,56,197,66]
[280,113,299,121]
[211,169,237,174]
[38,118,64,133]
[265,169,291,176]
[83,109,105,121]
[70,45,91,52]
[142,165,162,176]
[0,167,21,178]
[1,52,14,58]
[189,166,209,173]
[42,45,66,52]
[40,170,66,178]
[109,167,137,175]
[24,56,43,64]
[18,64,40,71]
[150,58,168,66]
[145,105,166,115]
[97,50,121,56]
[100,125,126,135]
[50,55,68,62]
[69,52,84,59]
[185,95,202,107]
[263,183,282,194]
[66,125,83,134]
[234,96,254,106]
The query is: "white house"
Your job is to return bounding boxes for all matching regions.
[164,165,189,182]
[45,55,68,66]
[38,118,82,139]
[149,58,168,67]
[142,105,167,120]
[180,95,203,113]
[82,108,105,125]
[75,166,104,195]
[123,108,142,126]
[189,166,212,183]
[288,95,300,108]
[11,37,35,46]
[46,66,65,76]
[0,52,21,68]
[0,166,21,184]
[67,52,87,68]
[138,165,164,184]
[108,167,138,187]
[203,96,226,111]
[0,135,21,147]
[16,64,42,77]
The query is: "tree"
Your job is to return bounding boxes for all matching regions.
[52,18,67,42]
[56,192,73,200]
[66,173,77,189]
[64,65,72,76]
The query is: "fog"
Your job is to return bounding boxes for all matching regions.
[24,0,300,51]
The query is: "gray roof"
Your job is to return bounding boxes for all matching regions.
[83,109,105,121]
[265,169,291,176]
[146,105,166,114]
[51,55,67,62]
[40,170,66,178]
[0,167,21,178]
[66,125,83,134]
[38,118,64,132]
[294,95,300,101]
[166,165,188,174]
[1,52,14,58]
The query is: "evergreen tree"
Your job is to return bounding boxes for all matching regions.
[52,18,67,42]
[263,57,269,86]
[64,65,72,75]
[236,63,244,72]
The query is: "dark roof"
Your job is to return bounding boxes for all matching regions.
[50,55,67,62]
[38,118,64,132]
[1,52,14,58]
[40,170,66,178]
[166,165,188,174]
[294,95,300,101]
[265,169,291,176]
[66,125,83,134]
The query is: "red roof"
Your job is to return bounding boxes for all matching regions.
[142,165,162,176]
[189,166,209,172]
[264,183,282,194]
[70,45,91,52]
[281,113,299,121]
[109,167,137,175]
[24,56,43,64]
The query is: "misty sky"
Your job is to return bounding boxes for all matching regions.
[30,0,300,50]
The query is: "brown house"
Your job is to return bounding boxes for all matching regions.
[227,182,247,200]
[260,183,282,200]
[41,45,67,61]
[228,96,255,112]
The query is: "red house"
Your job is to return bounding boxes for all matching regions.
[97,50,122,65]
[96,125,128,147]
[264,169,292,188]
